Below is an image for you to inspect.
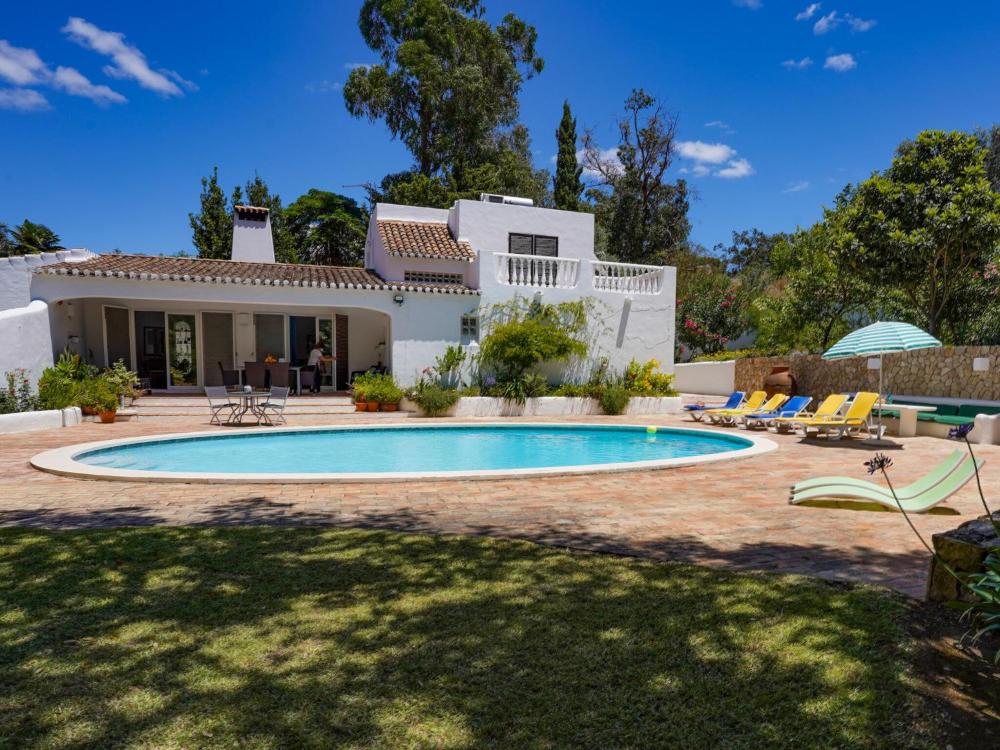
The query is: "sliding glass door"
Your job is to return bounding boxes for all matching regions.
[202,312,234,386]
[254,314,285,362]
[134,311,166,389]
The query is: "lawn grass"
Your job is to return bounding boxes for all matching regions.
[0,527,929,749]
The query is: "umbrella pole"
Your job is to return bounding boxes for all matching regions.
[878,351,885,439]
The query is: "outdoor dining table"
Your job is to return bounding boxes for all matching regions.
[226,388,272,425]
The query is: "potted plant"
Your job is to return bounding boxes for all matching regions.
[352,374,370,411]
[80,378,118,423]
[365,377,382,412]
[379,377,404,412]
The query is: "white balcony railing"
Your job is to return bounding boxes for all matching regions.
[590,261,664,295]
[494,252,581,289]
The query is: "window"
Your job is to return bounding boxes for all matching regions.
[460,313,479,343]
[508,233,558,257]
[404,270,464,285]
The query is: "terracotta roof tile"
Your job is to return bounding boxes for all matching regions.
[36,254,479,295]
[377,220,475,261]
[234,205,269,219]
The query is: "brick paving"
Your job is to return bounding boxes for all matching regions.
[3,411,997,598]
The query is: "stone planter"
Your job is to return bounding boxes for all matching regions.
[927,512,1000,602]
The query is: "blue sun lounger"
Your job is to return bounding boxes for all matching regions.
[742,395,813,429]
[684,391,745,421]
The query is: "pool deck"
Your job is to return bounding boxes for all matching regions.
[3,408,999,598]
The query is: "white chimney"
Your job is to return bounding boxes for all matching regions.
[232,205,275,263]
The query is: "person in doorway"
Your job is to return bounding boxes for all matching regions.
[306,340,325,393]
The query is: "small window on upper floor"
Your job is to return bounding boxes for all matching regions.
[460,313,479,344]
[508,233,558,257]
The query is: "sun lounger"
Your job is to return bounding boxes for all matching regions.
[791,449,966,499]
[772,393,848,432]
[742,395,812,429]
[793,391,880,439]
[789,452,984,513]
[709,392,787,426]
[704,390,767,423]
[683,391,745,421]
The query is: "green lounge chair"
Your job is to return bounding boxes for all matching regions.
[789,452,984,513]
[791,449,966,500]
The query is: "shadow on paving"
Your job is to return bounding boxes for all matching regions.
[0,526,957,749]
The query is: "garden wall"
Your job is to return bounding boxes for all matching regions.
[0,407,82,434]
[734,346,1000,401]
[0,301,54,388]
[402,396,683,418]
[673,361,736,396]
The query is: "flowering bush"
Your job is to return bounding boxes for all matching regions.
[622,359,677,396]
[675,275,748,355]
[0,369,40,414]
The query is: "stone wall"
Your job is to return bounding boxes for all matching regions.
[734,346,1000,401]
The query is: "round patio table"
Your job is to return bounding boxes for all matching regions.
[226,388,272,425]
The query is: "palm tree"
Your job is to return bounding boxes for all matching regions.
[10,220,62,254]
[0,223,11,257]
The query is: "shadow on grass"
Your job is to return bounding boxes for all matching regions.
[0,525,945,749]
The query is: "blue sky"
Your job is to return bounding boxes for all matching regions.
[2,1,999,255]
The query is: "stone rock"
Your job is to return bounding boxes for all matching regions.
[926,512,1000,602]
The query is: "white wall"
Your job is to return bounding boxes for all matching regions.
[0,249,92,311]
[0,301,55,388]
[673,360,736,396]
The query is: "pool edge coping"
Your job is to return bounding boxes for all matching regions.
[30,422,779,484]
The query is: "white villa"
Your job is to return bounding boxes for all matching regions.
[0,196,676,390]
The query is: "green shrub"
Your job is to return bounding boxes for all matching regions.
[0,369,40,414]
[411,382,460,416]
[551,383,587,397]
[105,359,139,401]
[364,374,403,405]
[690,348,783,363]
[598,384,630,415]
[78,377,118,413]
[351,372,376,402]
[623,358,678,396]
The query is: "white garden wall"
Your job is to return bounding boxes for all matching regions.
[673,360,736,396]
[404,396,683,417]
[0,407,81,434]
[0,301,55,387]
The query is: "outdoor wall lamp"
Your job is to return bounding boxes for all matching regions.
[393,293,405,306]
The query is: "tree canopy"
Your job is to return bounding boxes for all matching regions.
[2,220,63,256]
[553,101,583,211]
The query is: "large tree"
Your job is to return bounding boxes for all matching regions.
[9,220,62,254]
[189,167,232,260]
[836,130,1000,338]
[0,223,11,257]
[344,0,543,178]
[553,101,583,211]
[582,89,690,264]
[285,190,368,267]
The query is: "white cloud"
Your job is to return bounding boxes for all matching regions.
[846,15,876,32]
[783,180,810,193]
[781,56,813,69]
[813,11,841,34]
[824,53,857,72]
[576,147,622,179]
[62,17,193,96]
[305,79,342,93]
[52,66,126,105]
[795,3,821,21]
[676,140,736,164]
[0,40,48,85]
[691,164,712,177]
[705,119,735,134]
[716,158,755,179]
[732,0,763,8]
[0,87,49,111]
[0,38,125,106]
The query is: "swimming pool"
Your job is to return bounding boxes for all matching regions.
[31,423,776,483]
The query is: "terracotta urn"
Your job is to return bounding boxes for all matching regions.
[763,366,797,397]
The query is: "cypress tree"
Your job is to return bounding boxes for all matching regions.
[553,100,583,211]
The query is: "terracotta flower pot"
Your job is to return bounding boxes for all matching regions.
[354,401,367,412]
[366,401,380,412]
[382,403,398,412]
[98,410,117,424]
[81,405,96,416]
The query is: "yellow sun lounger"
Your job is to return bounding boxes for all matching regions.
[708,392,787,425]
[772,393,849,432]
[795,391,881,439]
[704,390,767,423]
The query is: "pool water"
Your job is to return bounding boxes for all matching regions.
[75,425,754,475]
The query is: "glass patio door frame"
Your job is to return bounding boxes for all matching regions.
[166,312,200,389]
[252,312,288,363]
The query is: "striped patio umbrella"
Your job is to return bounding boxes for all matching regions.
[822,321,942,442]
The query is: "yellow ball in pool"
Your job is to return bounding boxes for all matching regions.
[646,426,657,434]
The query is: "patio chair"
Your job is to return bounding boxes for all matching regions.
[741,395,812,430]
[789,452,984,513]
[258,386,290,425]
[268,363,291,390]
[772,393,849,433]
[205,386,237,425]
[683,391,745,421]
[217,361,240,387]
[299,366,318,394]
[704,390,767,424]
[244,361,267,389]
[795,391,881,440]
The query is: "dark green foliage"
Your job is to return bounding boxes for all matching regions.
[583,89,690,264]
[598,383,630,415]
[188,167,232,259]
[2,220,63,255]
[344,0,543,178]
[553,100,583,211]
[410,381,460,416]
[284,190,368,266]
[0,369,40,414]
